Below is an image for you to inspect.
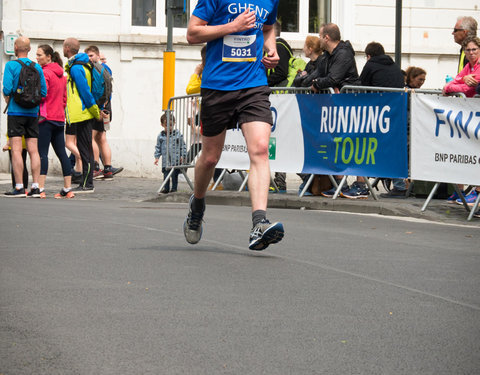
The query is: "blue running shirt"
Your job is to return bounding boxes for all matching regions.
[193,0,278,91]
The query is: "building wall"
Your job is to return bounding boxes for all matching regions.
[0,0,479,176]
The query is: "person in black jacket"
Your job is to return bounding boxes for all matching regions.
[359,42,404,88]
[293,35,325,88]
[267,21,292,88]
[311,23,360,92]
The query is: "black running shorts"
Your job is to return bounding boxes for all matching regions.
[200,86,273,137]
[7,115,39,138]
[92,119,105,132]
[65,122,77,135]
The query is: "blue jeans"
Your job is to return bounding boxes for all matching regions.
[393,178,406,191]
[162,167,179,191]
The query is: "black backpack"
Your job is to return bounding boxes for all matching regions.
[13,60,42,108]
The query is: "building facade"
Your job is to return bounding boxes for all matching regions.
[0,0,478,176]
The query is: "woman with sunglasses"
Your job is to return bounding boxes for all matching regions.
[444,36,480,97]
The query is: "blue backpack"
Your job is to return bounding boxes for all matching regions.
[72,61,112,107]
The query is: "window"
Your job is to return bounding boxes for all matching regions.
[132,0,157,27]
[309,0,331,33]
[277,0,331,35]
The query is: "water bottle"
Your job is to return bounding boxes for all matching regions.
[445,74,454,83]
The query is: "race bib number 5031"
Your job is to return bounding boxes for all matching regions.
[222,35,257,62]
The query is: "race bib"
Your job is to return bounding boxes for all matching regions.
[222,35,257,62]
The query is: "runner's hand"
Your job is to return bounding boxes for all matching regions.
[262,50,279,69]
[232,10,256,32]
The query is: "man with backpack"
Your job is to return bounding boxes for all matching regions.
[84,45,121,180]
[3,36,47,197]
[63,37,101,193]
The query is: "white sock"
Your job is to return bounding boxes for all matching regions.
[63,187,72,193]
[40,188,44,192]
[15,183,24,190]
[32,183,39,189]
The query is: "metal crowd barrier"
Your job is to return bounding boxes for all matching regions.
[157,94,202,194]
[157,86,477,221]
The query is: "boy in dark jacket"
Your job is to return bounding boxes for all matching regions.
[360,42,404,88]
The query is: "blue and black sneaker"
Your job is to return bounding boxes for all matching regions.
[4,187,26,198]
[341,182,370,199]
[248,219,284,251]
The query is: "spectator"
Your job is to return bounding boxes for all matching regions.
[63,37,100,193]
[359,42,404,87]
[311,23,361,92]
[2,135,28,189]
[453,16,478,74]
[293,35,324,88]
[405,66,426,88]
[84,45,123,180]
[267,21,291,88]
[36,44,74,199]
[444,36,480,97]
[3,36,47,197]
[356,41,408,199]
[154,113,187,194]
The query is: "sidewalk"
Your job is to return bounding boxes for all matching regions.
[1,172,478,226]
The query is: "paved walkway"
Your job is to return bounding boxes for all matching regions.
[0,172,478,227]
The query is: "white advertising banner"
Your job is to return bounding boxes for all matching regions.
[216,94,305,173]
[411,93,480,185]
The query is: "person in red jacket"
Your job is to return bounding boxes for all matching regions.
[36,44,74,198]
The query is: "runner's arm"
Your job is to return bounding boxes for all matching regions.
[186,11,256,44]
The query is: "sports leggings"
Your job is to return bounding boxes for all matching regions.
[38,120,72,176]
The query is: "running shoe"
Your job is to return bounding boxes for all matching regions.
[183,195,204,244]
[341,182,369,199]
[27,187,41,198]
[72,185,95,194]
[446,190,464,203]
[102,168,113,180]
[4,188,26,198]
[456,190,478,206]
[474,210,480,219]
[111,166,124,176]
[40,191,46,199]
[54,189,75,199]
[93,169,104,180]
[321,184,349,198]
[248,219,284,251]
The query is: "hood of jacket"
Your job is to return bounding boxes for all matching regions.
[43,62,64,77]
[368,54,395,66]
[65,53,90,72]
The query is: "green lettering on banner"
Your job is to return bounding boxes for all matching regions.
[269,137,276,160]
[333,137,378,165]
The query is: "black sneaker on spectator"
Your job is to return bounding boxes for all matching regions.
[27,187,41,198]
[321,184,349,198]
[72,185,95,194]
[4,188,26,198]
[474,210,480,218]
[111,166,124,176]
[380,188,407,199]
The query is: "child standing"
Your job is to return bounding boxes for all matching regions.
[154,113,187,193]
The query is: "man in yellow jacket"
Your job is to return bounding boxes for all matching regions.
[63,37,100,193]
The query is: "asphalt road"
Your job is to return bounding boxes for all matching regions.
[1,198,479,374]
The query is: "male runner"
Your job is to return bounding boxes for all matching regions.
[183,0,285,250]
